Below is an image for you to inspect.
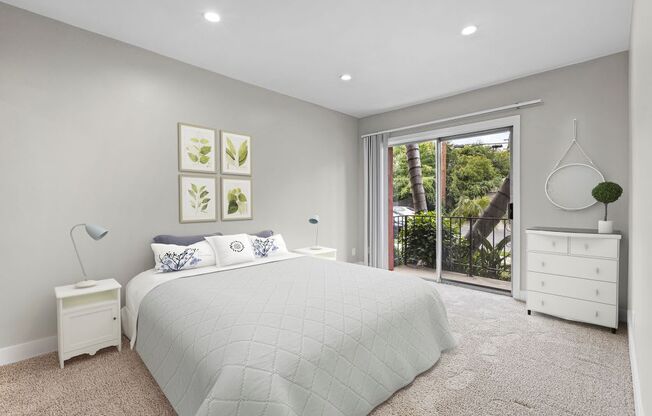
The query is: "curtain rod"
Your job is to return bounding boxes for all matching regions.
[360,99,543,138]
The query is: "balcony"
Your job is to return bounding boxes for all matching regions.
[393,214,511,291]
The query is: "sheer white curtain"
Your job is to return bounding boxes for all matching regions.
[363,133,389,269]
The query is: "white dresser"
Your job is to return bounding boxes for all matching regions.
[526,227,621,333]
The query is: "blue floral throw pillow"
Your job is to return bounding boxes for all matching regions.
[157,248,200,272]
[249,234,288,258]
[251,237,278,257]
[151,241,215,272]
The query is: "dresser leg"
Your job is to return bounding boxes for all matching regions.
[611,328,617,334]
[527,310,531,315]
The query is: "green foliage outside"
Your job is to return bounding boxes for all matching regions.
[393,142,509,213]
[395,213,511,280]
[393,141,511,280]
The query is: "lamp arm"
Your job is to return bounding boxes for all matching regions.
[315,223,319,248]
[70,224,88,277]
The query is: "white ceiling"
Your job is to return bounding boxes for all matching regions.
[4,0,633,117]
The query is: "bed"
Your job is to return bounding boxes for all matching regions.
[122,253,455,416]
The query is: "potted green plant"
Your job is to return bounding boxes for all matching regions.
[591,181,623,233]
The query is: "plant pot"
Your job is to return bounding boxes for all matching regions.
[598,220,613,234]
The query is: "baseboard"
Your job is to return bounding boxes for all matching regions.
[628,310,645,416]
[0,336,57,366]
[515,290,527,302]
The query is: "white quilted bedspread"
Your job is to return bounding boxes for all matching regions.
[135,256,455,416]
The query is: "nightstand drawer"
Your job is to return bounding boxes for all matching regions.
[569,237,618,258]
[61,303,119,352]
[528,272,617,305]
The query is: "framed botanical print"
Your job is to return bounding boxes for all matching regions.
[221,177,252,221]
[178,123,217,173]
[221,131,251,176]
[179,174,217,223]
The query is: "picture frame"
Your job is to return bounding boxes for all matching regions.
[178,123,217,173]
[221,177,252,221]
[179,174,217,223]
[220,131,251,176]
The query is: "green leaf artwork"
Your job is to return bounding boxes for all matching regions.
[188,183,210,214]
[186,137,212,166]
[225,137,249,168]
[237,141,248,166]
[227,187,248,215]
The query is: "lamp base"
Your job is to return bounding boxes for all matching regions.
[75,279,98,289]
[310,246,321,250]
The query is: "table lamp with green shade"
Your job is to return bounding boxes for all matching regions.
[69,223,108,288]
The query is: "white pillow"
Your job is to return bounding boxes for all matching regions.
[249,234,289,258]
[152,241,215,272]
[205,234,255,266]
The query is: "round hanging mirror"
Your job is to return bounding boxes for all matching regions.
[544,119,604,211]
[545,163,604,210]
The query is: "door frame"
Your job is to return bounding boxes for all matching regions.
[388,115,522,300]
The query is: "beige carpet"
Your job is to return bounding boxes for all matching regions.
[0,283,634,416]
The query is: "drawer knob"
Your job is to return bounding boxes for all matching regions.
[541,300,545,306]
[595,311,599,317]
[585,244,589,250]
[595,289,599,296]
[552,241,556,247]
[595,268,600,274]
[540,281,545,287]
[113,317,117,321]
[541,262,545,267]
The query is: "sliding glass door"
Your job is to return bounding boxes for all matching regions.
[390,126,514,293]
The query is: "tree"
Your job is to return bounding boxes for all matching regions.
[465,176,510,250]
[451,196,490,218]
[406,143,428,212]
[393,143,436,209]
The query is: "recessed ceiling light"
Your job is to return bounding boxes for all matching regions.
[340,74,352,81]
[461,25,477,36]
[203,11,221,23]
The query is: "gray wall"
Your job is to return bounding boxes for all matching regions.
[629,0,652,411]
[0,4,362,348]
[359,53,630,313]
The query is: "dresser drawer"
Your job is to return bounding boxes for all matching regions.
[528,252,618,282]
[527,292,617,328]
[570,237,618,259]
[528,272,617,305]
[527,233,568,254]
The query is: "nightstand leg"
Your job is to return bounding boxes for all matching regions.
[527,310,531,315]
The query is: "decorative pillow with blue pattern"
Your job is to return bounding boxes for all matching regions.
[151,241,215,272]
[249,234,288,258]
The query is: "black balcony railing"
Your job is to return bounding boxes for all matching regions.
[393,214,511,281]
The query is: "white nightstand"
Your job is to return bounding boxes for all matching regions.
[55,279,122,368]
[295,247,337,261]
